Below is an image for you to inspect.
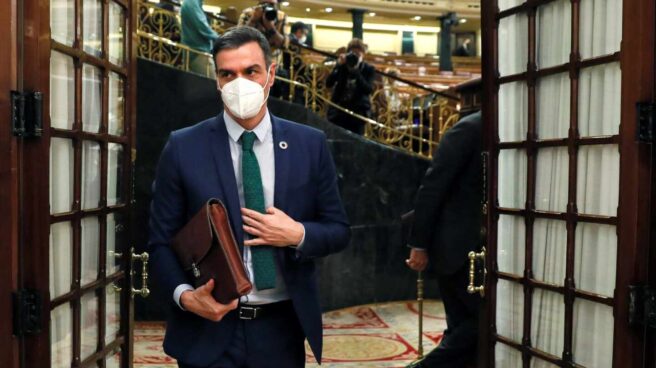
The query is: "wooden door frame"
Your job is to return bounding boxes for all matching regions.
[480,0,656,367]
[0,0,20,366]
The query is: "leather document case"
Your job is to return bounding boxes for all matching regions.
[171,199,252,304]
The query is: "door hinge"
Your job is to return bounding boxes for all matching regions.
[11,90,43,138]
[637,102,656,143]
[12,289,42,336]
[629,285,656,329]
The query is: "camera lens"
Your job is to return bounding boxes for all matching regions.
[345,52,359,68]
[263,5,277,21]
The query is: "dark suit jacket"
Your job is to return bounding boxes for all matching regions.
[147,113,351,366]
[326,61,376,113]
[410,111,482,275]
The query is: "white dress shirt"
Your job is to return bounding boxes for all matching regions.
[174,110,304,308]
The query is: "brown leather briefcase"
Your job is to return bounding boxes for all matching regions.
[171,199,252,304]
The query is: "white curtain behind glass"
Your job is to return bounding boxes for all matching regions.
[496,279,524,342]
[579,63,621,137]
[536,0,571,69]
[498,14,528,77]
[499,82,528,142]
[536,74,570,140]
[50,51,74,130]
[51,303,72,368]
[531,289,564,357]
[580,0,622,59]
[572,300,613,367]
[532,220,566,285]
[535,147,569,212]
[50,222,73,298]
[82,64,102,133]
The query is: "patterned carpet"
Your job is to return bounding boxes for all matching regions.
[134,300,446,368]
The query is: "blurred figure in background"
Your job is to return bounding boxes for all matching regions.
[180,0,218,77]
[326,39,376,135]
[238,0,287,49]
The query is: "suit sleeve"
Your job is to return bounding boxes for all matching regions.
[297,135,351,259]
[147,134,190,303]
[354,65,375,94]
[409,119,479,250]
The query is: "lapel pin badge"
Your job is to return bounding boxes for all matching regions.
[279,141,288,150]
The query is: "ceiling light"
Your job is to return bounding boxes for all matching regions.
[459,18,467,24]
[305,7,311,12]
[369,12,376,16]
[325,7,333,13]
[281,1,290,6]
[413,16,422,21]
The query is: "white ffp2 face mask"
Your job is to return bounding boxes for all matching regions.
[218,69,271,119]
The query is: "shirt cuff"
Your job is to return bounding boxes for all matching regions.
[289,224,306,250]
[173,284,195,310]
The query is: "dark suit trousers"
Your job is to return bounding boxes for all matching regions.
[421,265,479,368]
[177,302,306,368]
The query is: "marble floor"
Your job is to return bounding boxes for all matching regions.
[134,300,446,368]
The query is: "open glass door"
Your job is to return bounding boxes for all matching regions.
[480,0,655,367]
[19,0,142,366]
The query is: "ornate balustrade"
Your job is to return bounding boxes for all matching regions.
[136,1,462,159]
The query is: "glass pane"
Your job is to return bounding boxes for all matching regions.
[50,138,74,214]
[499,81,528,142]
[51,303,73,368]
[81,216,100,285]
[109,1,126,65]
[50,51,75,130]
[107,143,124,206]
[575,223,617,296]
[531,289,564,357]
[498,149,527,209]
[536,0,571,69]
[108,73,125,136]
[82,140,102,209]
[535,147,568,212]
[495,342,522,368]
[80,292,99,360]
[496,279,524,342]
[580,0,622,59]
[532,219,566,285]
[51,0,74,46]
[498,14,528,77]
[50,222,73,298]
[579,63,621,137]
[106,349,121,368]
[536,73,570,140]
[531,358,560,368]
[576,145,619,216]
[83,0,103,57]
[573,299,613,368]
[82,64,103,133]
[499,0,524,12]
[497,215,525,276]
[107,212,126,275]
[106,286,121,344]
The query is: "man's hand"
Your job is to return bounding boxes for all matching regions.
[337,54,346,65]
[405,248,428,271]
[242,207,304,247]
[180,279,238,322]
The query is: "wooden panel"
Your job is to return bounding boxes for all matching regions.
[0,0,19,366]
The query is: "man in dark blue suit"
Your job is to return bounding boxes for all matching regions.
[148,26,351,368]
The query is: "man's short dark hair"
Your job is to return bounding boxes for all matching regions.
[212,26,273,70]
[291,21,307,34]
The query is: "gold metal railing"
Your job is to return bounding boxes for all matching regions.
[136,1,461,158]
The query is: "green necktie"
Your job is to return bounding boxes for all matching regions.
[241,131,276,290]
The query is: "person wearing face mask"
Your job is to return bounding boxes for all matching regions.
[325,38,376,135]
[147,26,350,368]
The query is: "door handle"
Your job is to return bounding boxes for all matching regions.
[130,247,150,298]
[467,247,486,297]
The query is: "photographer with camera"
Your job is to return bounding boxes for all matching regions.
[326,38,376,135]
[238,0,287,49]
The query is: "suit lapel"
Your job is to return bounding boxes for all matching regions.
[210,114,244,249]
[271,115,290,212]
